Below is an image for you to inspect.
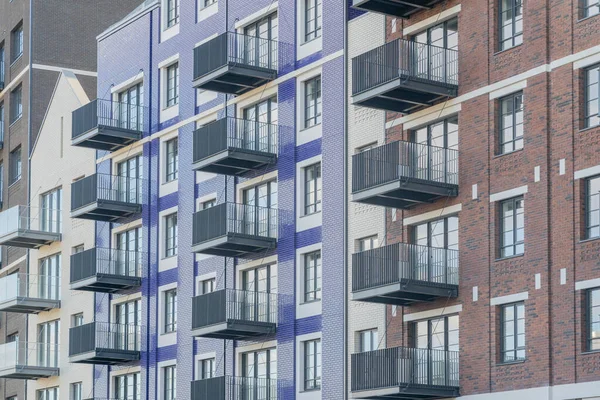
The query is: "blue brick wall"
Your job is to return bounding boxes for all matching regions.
[95,0,346,399]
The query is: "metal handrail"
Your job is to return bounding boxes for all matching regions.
[72,98,146,139]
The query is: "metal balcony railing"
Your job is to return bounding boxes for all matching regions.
[72,99,145,140]
[351,346,459,394]
[352,39,458,97]
[0,205,62,248]
[352,141,459,192]
[0,273,60,313]
[0,341,60,376]
[69,322,141,357]
[191,376,288,400]
[352,243,459,292]
[70,247,145,282]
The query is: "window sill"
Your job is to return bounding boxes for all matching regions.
[301,211,322,219]
[300,298,322,306]
[300,388,322,393]
[579,236,600,245]
[8,178,21,189]
[161,23,180,43]
[493,43,523,56]
[496,359,526,366]
[197,2,218,22]
[581,350,600,355]
[9,54,23,68]
[9,115,23,128]
[493,147,524,159]
[578,13,600,23]
[494,253,524,262]
[579,124,600,134]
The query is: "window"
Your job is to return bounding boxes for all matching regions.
[586,176,600,239]
[304,163,322,215]
[164,289,177,333]
[199,357,215,379]
[242,349,277,393]
[71,382,82,400]
[72,313,84,327]
[583,0,600,18]
[413,18,458,82]
[202,199,216,209]
[72,245,84,254]
[0,45,4,84]
[7,333,18,342]
[39,254,61,300]
[118,83,143,130]
[358,235,378,252]
[10,85,22,123]
[9,146,21,184]
[116,227,142,278]
[38,320,60,368]
[36,387,59,400]
[115,372,141,400]
[413,217,459,280]
[412,116,459,150]
[204,0,217,7]
[413,18,458,50]
[163,365,176,400]
[304,77,322,128]
[357,143,376,153]
[41,187,62,234]
[242,264,277,294]
[167,0,180,28]
[0,103,4,143]
[499,92,524,154]
[242,181,278,237]
[499,0,523,51]
[165,138,178,182]
[200,278,215,294]
[359,329,378,352]
[305,0,322,42]
[242,97,278,152]
[588,288,600,351]
[501,302,525,362]
[165,213,178,257]
[414,315,459,352]
[11,23,23,62]
[0,162,4,206]
[304,250,321,302]
[7,396,16,400]
[304,339,321,390]
[117,155,143,204]
[500,197,524,258]
[584,65,599,129]
[166,63,179,107]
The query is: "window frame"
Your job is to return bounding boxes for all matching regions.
[199,357,216,379]
[303,250,321,303]
[165,137,178,182]
[304,0,322,43]
[304,162,322,215]
[41,187,62,234]
[304,339,322,391]
[10,85,22,123]
[202,199,216,210]
[10,146,21,184]
[204,0,217,7]
[498,92,524,154]
[163,364,176,400]
[498,0,523,51]
[499,196,525,258]
[304,76,322,129]
[500,302,526,363]
[582,0,600,19]
[586,175,600,240]
[584,64,600,129]
[200,278,215,294]
[358,329,378,352]
[11,23,23,63]
[164,288,177,333]
[164,212,178,258]
[358,235,378,252]
[166,0,180,28]
[71,382,82,400]
[587,288,600,351]
[166,63,179,108]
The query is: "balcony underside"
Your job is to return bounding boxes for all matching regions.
[353,77,458,114]
[192,234,277,257]
[0,230,61,249]
[71,200,141,222]
[352,178,458,209]
[69,349,140,365]
[0,297,61,314]
[352,384,460,399]
[72,125,141,152]
[0,366,60,380]
[193,64,277,95]
[70,274,141,293]
[352,280,458,306]
[192,320,276,340]
[192,148,277,175]
[352,0,445,18]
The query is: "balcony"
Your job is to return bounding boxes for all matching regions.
[0,273,60,313]
[191,289,277,339]
[352,243,458,305]
[192,117,278,175]
[0,341,60,379]
[192,202,277,257]
[352,141,458,208]
[0,206,62,248]
[193,32,283,95]
[70,248,144,293]
[192,376,290,400]
[352,0,445,18]
[71,174,143,222]
[352,39,458,113]
[351,347,459,399]
[69,322,141,365]
[72,99,144,152]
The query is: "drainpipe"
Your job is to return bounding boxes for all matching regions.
[224,0,229,380]
[343,2,349,399]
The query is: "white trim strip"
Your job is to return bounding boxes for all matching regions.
[0,66,29,99]
[489,79,527,100]
[0,256,27,276]
[112,73,144,94]
[403,304,462,322]
[195,33,219,48]
[490,291,528,306]
[403,5,462,36]
[403,204,462,226]
[574,164,600,180]
[573,47,600,70]
[234,2,278,29]
[398,103,461,130]
[575,278,600,291]
[158,53,180,69]
[489,185,528,203]
[32,63,97,77]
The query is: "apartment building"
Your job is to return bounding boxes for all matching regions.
[63,0,346,398]
[347,1,600,400]
[0,2,139,400]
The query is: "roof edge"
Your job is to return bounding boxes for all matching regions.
[97,0,159,42]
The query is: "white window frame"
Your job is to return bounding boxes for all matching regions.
[110,368,141,400]
[296,67,323,146]
[296,332,322,400]
[296,0,322,60]
[197,0,219,22]
[159,55,180,122]
[158,360,177,400]
[195,271,217,296]
[296,155,322,232]
[296,243,322,319]
[158,282,178,347]
[159,206,178,271]
[161,0,180,42]
[159,130,179,196]
[194,351,217,380]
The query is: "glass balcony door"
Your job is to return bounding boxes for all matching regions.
[116,227,142,277]
[241,265,276,323]
[241,348,277,400]
[243,13,278,70]
[41,188,62,234]
[414,316,459,386]
[242,97,278,153]
[413,18,458,82]
[115,300,141,351]
[115,372,141,400]
[37,320,59,368]
[117,155,143,204]
[118,84,143,131]
[38,254,60,300]
[242,181,277,237]
[412,117,458,183]
[413,216,458,283]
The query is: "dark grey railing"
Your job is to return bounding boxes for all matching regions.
[191,376,284,400]
[192,202,278,246]
[193,117,278,163]
[352,243,458,292]
[352,141,458,193]
[69,322,141,357]
[71,173,145,211]
[192,289,278,330]
[70,248,145,283]
[351,347,459,392]
[352,39,458,96]
[194,32,282,80]
[72,99,145,139]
